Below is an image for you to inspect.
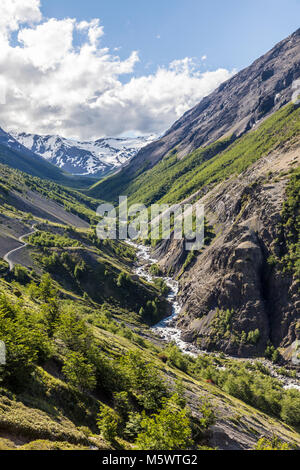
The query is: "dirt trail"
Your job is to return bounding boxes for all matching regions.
[3,224,37,271]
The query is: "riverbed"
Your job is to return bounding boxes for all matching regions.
[127,241,300,390]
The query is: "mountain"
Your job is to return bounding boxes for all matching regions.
[87,29,300,362]
[11,132,157,177]
[154,103,300,358]
[0,127,96,188]
[90,28,300,201]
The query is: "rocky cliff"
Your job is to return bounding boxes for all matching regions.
[155,139,299,359]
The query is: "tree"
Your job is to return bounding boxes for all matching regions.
[116,271,130,287]
[124,412,143,441]
[119,351,167,412]
[38,274,56,301]
[97,406,120,441]
[255,436,294,450]
[280,389,300,426]
[0,306,51,388]
[55,311,93,353]
[247,328,260,344]
[62,351,96,391]
[135,394,193,450]
[198,396,215,429]
[13,265,30,284]
[41,299,60,337]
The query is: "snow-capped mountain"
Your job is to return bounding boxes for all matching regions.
[11,132,157,177]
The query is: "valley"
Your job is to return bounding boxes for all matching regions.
[0,26,299,452]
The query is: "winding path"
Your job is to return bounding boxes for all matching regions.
[3,224,38,271]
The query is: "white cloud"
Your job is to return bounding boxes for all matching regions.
[77,19,104,48]
[0,0,235,140]
[18,18,75,71]
[0,0,41,36]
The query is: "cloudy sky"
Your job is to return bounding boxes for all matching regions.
[0,0,299,140]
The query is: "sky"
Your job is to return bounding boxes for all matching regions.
[0,0,299,140]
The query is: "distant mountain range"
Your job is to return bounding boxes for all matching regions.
[0,127,95,188]
[11,132,157,177]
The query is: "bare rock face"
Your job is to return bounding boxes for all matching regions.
[125,28,300,174]
[156,145,300,358]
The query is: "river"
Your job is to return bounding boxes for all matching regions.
[127,240,300,391]
[127,241,199,356]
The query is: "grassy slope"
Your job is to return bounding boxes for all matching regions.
[0,163,100,225]
[0,276,299,451]
[0,165,167,325]
[88,103,300,206]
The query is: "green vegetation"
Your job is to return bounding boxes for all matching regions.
[255,436,294,450]
[135,394,193,450]
[190,355,300,427]
[0,102,300,450]
[267,166,300,278]
[0,265,299,449]
[28,231,82,248]
[0,163,100,224]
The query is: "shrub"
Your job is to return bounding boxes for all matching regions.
[97,406,120,442]
[118,351,168,412]
[280,389,300,427]
[255,436,294,450]
[13,265,30,284]
[124,412,143,441]
[135,394,193,450]
[62,351,96,392]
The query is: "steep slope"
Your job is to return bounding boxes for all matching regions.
[11,132,156,177]
[118,102,299,360]
[155,132,299,359]
[90,28,300,201]
[89,103,300,208]
[0,128,95,189]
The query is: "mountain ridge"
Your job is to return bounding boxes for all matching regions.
[0,127,96,188]
[11,131,157,177]
[90,27,300,201]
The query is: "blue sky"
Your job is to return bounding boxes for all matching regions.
[0,0,299,139]
[41,0,300,75]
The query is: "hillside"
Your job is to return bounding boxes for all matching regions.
[90,103,300,207]
[84,28,300,367]
[154,112,300,359]
[0,164,299,450]
[92,102,299,361]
